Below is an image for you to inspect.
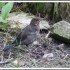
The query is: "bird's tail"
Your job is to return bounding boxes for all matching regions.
[3,34,21,52]
[3,44,16,52]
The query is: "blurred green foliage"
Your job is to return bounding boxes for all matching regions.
[0,2,14,30]
[0,2,5,8]
[1,2,14,24]
[27,3,46,17]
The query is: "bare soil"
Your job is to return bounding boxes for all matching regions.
[0,30,70,68]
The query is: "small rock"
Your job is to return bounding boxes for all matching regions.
[8,12,50,30]
[32,41,39,45]
[43,53,54,58]
[52,20,70,43]
[39,20,50,30]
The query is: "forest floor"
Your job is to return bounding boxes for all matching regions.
[0,12,70,68]
[0,29,70,68]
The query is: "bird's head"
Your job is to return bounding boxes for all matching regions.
[30,18,40,26]
[30,17,43,31]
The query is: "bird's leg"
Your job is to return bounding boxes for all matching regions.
[8,51,12,59]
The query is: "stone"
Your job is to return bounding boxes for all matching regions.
[39,20,50,30]
[43,53,54,58]
[52,20,70,43]
[8,12,50,30]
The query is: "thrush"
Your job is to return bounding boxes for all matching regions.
[3,17,41,52]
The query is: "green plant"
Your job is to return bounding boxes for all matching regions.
[0,2,5,8]
[1,2,14,24]
[27,3,46,15]
[34,3,45,13]
[0,2,14,30]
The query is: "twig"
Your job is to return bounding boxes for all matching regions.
[19,47,29,53]
[0,58,14,64]
[8,52,12,59]
[1,52,4,62]
[63,54,69,59]
[45,31,51,39]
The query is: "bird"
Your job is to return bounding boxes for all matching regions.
[3,17,42,52]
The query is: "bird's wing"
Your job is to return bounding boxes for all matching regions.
[12,30,28,45]
[3,44,15,52]
[21,32,37,45]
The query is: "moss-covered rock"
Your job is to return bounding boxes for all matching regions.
[52,20,70,43]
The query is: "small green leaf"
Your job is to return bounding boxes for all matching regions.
[1,2,14,24]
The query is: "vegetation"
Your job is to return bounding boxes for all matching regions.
[0,2,70,25]
[0,2,14,30]
[0,2,70,68]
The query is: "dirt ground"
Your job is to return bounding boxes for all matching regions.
[0,12,70,68]
[0,31,70,68]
